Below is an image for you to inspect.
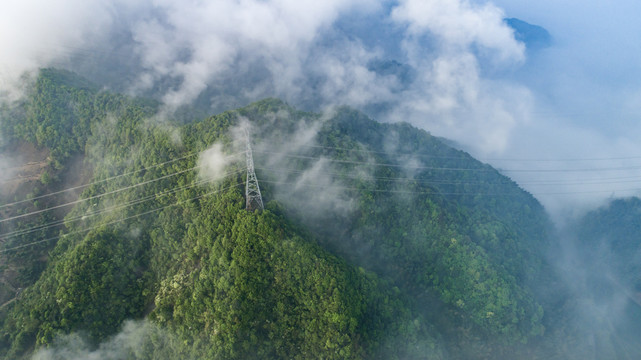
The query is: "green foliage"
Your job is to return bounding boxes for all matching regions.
[1,70,558,359]
[232,102,550,345]
[152,202,372,359]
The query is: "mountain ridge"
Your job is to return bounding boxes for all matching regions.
[0,69,625,359]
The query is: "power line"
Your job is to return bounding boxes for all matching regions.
[4,149,640,253]
[259,179,641,197]
[255,165,499,185]
[0,182,245,254]
[0,163,201,224]
[295,144,641,163]
[255,165,641,187]
[0,169,244,242]
[253,150,496,172]
[0,151,201,210]
[517,178,641,186]
[484,156,641,162]
[0,150,246,224]
[259,179,513,196]
[253,150,641,173]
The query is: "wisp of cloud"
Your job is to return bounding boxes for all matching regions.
[2,0,641,219]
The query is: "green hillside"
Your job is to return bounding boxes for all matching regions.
[0,69,560,359]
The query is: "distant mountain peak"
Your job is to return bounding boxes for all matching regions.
[505,18,552,50]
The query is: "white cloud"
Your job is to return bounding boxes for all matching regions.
[197,143,238,183]
[126,0,378,110]
[392,0,524,62]
[0,0,113,102]
[5,0,641,216]
[32,319,186,360]
[385,0,529,154]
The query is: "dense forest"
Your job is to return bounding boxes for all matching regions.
[0,69,639,359]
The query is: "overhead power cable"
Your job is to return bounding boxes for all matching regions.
[254,166,641,187]
[253,150,641,173]
[0,165,199,224]
[0,169,244,242]
[0,151,245,224]
[253,151,497,172]
[0,182,245,254]
[259,179,641,197]
[0,151,201,210]
[296,144,641,163]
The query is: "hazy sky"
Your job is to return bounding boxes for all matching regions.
[2,0,641,220]
[487,0,641,218]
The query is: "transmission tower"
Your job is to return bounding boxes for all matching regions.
[244,127,264,212]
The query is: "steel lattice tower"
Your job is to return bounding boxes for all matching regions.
[245,128,264,212]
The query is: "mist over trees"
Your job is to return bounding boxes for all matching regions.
[1,0,641,358]
[0,69,638,359]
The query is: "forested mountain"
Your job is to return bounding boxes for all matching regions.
[0,69,634,359]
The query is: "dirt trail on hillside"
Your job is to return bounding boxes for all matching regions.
[0,142,50,198]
